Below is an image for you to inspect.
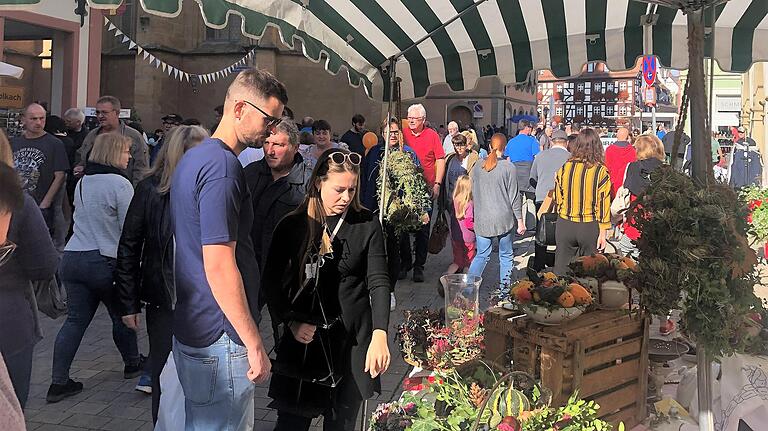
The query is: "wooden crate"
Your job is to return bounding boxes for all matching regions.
[482,308,649,429]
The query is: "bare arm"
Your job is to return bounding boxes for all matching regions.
[434,158,446,184]
[39,171,65,209]
[203,242,263,349]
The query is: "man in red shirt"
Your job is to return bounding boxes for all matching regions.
[604,127,637,198]
[400,104,445,282]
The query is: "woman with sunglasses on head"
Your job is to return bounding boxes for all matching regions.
[263,148,391,430]
[114,125,208,422]
[0,132,59,409]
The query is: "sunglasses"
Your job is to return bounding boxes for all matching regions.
[0,241,17,268]
[242,100,281,133]
[328,151,361,166]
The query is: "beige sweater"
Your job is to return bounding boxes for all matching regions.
[0,354,24,431]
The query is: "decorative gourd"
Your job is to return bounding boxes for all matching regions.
[511,280,534,295]
[490,386,530,417]
[542,272,558,281]
[557,291,576,308]
[568,283,593,305]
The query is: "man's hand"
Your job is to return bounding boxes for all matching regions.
[432,183,440,200]
[73,165,85,178]
[289,321,317,344]
[246,344,271,383]
[364,330,390,378]
[122,314,140,331]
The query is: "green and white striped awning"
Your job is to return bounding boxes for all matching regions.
[4,0,767,100]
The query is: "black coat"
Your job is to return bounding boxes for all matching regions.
[262,207,390,417]
[244,153,311,268]
[115,176,174,315]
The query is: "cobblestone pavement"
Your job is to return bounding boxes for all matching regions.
[23,232,536,431]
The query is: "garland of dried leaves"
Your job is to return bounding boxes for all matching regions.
[377,150,432,235]
[627,165,762,356]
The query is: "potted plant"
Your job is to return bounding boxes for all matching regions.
[508,272,594,325]
[740,185,768,256]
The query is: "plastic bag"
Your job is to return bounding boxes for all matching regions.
[154,353,184,431]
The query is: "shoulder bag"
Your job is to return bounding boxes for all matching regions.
[610,164,632,224]
[535,189,557,247]
[428,209,449,254]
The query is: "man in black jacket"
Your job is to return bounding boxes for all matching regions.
[245,117,311,274]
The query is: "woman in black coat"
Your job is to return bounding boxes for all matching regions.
[114,125,207,422]
[263,148,391,431]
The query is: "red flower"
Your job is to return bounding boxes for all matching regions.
[748,214,753,223]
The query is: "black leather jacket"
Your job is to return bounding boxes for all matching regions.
[115,175,174,315]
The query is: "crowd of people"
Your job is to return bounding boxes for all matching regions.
[0,65,760,430]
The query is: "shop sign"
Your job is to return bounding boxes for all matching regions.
[84,107,132,119]
[0,86,24,109]
[716,96,741,112]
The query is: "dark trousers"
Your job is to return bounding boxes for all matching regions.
[4,343,34,409]
[399,207,433,270]
[146,304,173,424]
[273,374,364,431]
[384,224,400,293]
[52,251,139,385]
[553,218,599,275]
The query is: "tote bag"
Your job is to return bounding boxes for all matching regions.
[610,164,632,224]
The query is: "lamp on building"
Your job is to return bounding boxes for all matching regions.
[74,0,88,27]
[140,16,151,32]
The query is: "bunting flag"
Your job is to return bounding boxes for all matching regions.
[104,17,257,85]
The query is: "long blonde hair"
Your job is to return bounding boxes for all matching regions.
[148,125,208,194]
[89,133,131,168]
[0,130,12,167]
[453,175,472,219]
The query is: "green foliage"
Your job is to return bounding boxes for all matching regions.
[740,185,768,242]
[377,150,432,235]
[521,392,613,431]
[628,165,762,356]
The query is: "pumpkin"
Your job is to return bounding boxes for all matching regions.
[621,256,639,272]
[557,291,576,308]
[515,287,532,303]
[511,280,534,295]
[490,386,530,417]
[542,272,558,281]
[575,277,600,297]
[568,283,593,305]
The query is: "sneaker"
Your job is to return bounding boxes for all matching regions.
[135,373,152,394]
[124,354,147,379]
[46,379,83,403]
[390,293,397,311]
[412,267,425,283]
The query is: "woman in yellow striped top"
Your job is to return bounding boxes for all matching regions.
[553,128,612,274]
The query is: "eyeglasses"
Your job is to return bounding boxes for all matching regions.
[328,151,361,166]
[95,110,116,117]
[0,241,17,268]
[407,116,425,121]
[453,143,468,148]
[242,100,281,133]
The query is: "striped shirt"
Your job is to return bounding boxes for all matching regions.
[555,160,612,229]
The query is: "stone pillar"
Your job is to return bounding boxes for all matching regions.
[50,34,65,115]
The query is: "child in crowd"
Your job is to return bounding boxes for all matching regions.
[447,175,476,274]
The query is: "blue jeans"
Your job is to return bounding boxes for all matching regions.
[468,230,516,288]
[173,333,254,431]
[52,251,139,385]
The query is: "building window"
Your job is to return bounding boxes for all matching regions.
[556,106,563,116]
[576,106,584,116]
[594,82,602,93]
[606,82,614,93]
[606,105,615,116]
[206,14,244,42]
[587,62,595,73]
[619,105,627,116]
[619,81,627,90]
[577,82,585,92]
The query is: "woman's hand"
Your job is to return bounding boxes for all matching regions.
[122,314,140,331]
[364,329,390,378]
[516,219,526,235]
[289,321,316,344]
[597,229,608,251]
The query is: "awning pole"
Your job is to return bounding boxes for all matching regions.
[378,57,398,225]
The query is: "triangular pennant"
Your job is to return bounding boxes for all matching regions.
[122,35,129,44]
[167,66,174,76]
[154,59,161,68]
[175,69,180,80]
[108,23,116,32]
[162,62,167,72]
[129,41,136,50]
[149,54,155,63]
[137,47,143,55]
[185,73,190,82]
[143,51,150,60]
[104,16,110,25]
[115,29,123,36]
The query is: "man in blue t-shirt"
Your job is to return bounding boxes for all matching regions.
[503,119,540,162]
[170,68,287,428]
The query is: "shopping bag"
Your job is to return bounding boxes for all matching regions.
[31,277,67,319]
[154,353,185,431]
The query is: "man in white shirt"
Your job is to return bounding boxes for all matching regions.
[442,121,459,155]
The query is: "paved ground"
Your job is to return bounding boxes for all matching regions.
[23,232,535,431]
